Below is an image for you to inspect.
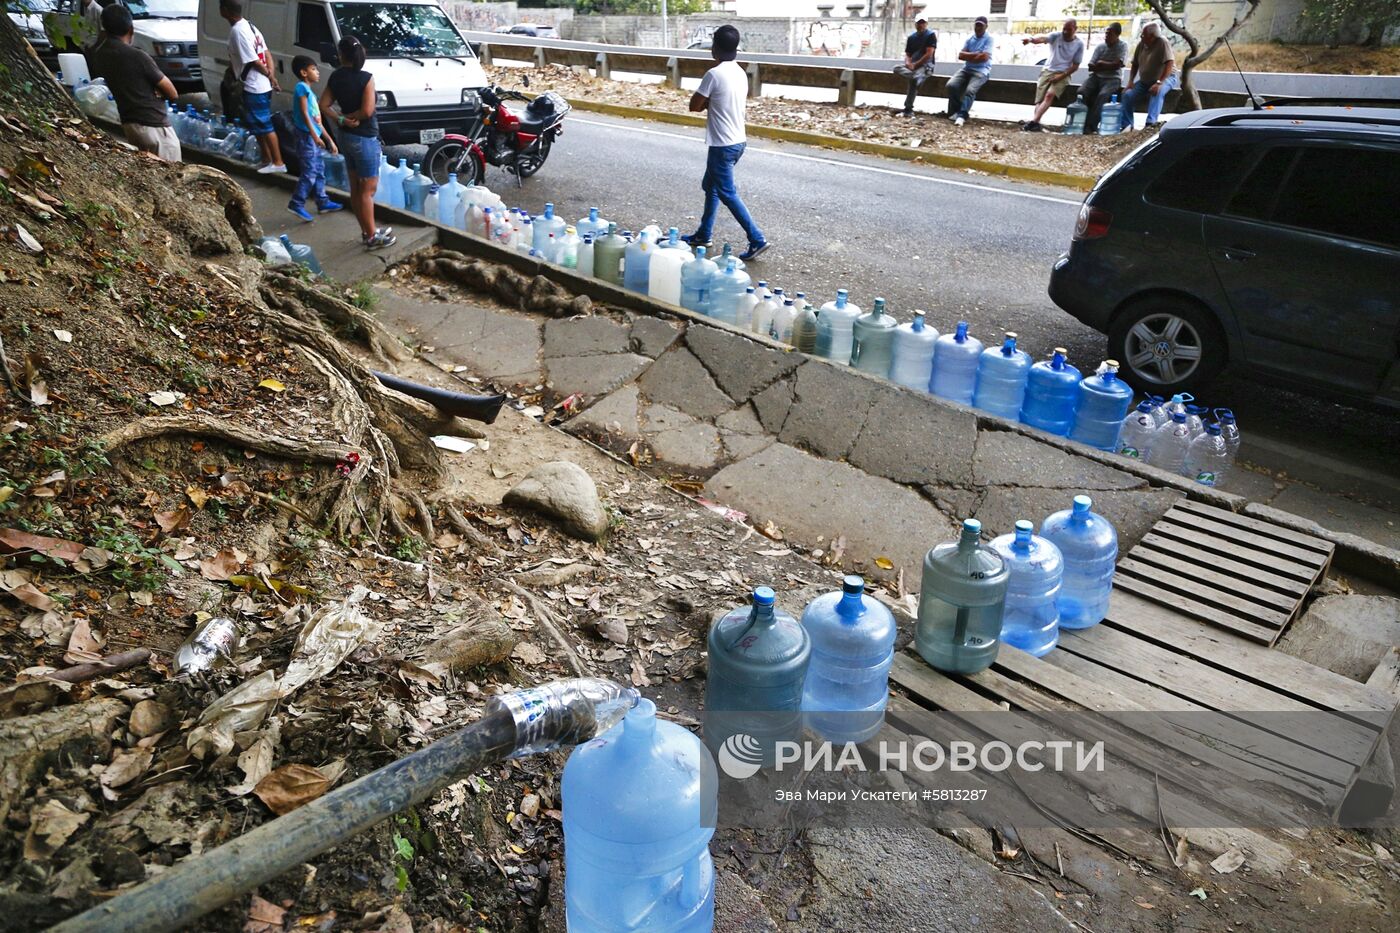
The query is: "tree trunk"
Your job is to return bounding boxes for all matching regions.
[1144,0,1262,112]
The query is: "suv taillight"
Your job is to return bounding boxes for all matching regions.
[1074,204,1112,240]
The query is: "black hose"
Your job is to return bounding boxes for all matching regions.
[51,710,518,933]
[373,371,507,424]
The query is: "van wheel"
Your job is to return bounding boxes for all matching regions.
[1108,296,1226,395]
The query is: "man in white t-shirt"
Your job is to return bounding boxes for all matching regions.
[1021,19,1084,132]
[220,0,285,173]
[682,25,767,261]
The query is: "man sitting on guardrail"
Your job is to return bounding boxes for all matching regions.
[1021,19,1084,132]
[1119,21,1179,131]
[1078,22,1128,134]
[945,16,994,127]
[894,18,937,118]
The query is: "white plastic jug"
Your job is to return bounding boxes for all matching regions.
[58,53,90,88]
[647,228,693,306]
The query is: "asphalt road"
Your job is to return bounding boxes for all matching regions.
[388,111,1399,510]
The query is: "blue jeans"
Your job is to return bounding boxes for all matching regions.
[290,129,328,206]
[946,68,989,119]
[1120,72,1180,130]
[696,143,764,247]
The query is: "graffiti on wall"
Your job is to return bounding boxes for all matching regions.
[689,24,716,47]
[804,20,873,57]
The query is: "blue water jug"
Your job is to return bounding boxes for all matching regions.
[1040,495,1117,630]
[623,230,655,294]
[323,151,348,190]
[373,155,392,205]
[534,202,567,252]
[915,519,1009,675]
[929,321,983,404]
[436,172,465,226]
[704,586,809,762]
[707,258,751,326]
[973,332,1031,419]
[990,521,1063,657]
[403,163,432,215]
[680,246,719,316]
[277,234,322,276]
[563,697,716,932]
[800,576,896,744]
[888,310,937,390]
[1070,361,1135,451]
[1062,95,1088,135]
[1021,348,1081,436]
[1098,94,1123,135]
[387,158,411,209]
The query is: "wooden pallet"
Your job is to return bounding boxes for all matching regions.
[1115,498,1334,645]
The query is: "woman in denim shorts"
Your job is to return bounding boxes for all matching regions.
[321,36,395,249]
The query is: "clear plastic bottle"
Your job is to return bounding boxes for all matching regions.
[436,172,464,227]
[929,321,984,404]
[563,698,716,932]
[704,586,810,761]
[1216,408,1241,464]
[558,226,582,268]
[515,217,535,255]
[257,236,291,264]
[577,235,595,277]
[623,230,655,294]
[1147,410,1193,474]
[1184,421,1232,487]
[850,298,898,375]
[815,289,861,364]
[790,294,819,353]
[915,519,1009,675]
[594,223,628,286]
[709,259,752,325]
[1184,404,1210,441]
[752,287,780,340]
[771,298,797,343]
[1117,400,1157,461]
[1020,348,1081,436]
[734,287,759,331]
[277,234,321,276]
[800,576,896,744]
[242,131,260,164]
[972,332,1031,418]
[680,246,718,316]
[1070,361,1135,451]
[990,521,1063,657]
[1146,394,1169,428]
[1040,495,1117,630]
[888,311,938,390]
[1164,392,1194,421]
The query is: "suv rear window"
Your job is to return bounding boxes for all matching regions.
[1144,144,1253,214]
[1273,147,1400,249]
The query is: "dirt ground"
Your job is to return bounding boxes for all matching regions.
[1198,42,1400,76]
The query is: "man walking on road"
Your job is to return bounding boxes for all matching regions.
[1021,19,1084,132]
[220,0,285,173]
[894,18,937,117]
[946,16,994,127]
[90,3,181,162]
[683,24,768,262]
[1078,22,1128,134]
[1119,22,1179,131]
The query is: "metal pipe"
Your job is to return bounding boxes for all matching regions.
[373,370,507,424]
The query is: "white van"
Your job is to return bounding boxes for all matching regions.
[46,0,204,92]
[197,0,489,146]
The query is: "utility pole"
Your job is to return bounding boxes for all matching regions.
[662,0,669,49]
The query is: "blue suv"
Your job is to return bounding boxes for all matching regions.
[1048,105,1399,411]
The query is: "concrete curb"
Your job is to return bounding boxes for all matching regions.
[565,98,1099,192]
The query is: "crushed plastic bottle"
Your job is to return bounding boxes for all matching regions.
[1184,421,1232,487]
[929,321,984,405]
[815,290,861,364]
[973,332,1031,419]
[563,697,716,933]
[915,519,1009,674]
[680,246,718,316]
[800,576,896,744]
[277,234,321,276]
[1117,400,1157,461]
[990,521,1063,657]
[174,616,239,676]
[1041,496,1116,630]
[1146,410,1193,474]
[888,311,937,390]
[850,298,897,375]
[1069,361,1135,451]
[709,259,751,326]
[1020,348,1081,436]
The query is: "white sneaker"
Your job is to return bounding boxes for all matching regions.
[257,163,288,175]
[954,115,965,127]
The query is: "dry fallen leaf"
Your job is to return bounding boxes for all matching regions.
[244,894,286,933]
[99,747,153,800]
[257,378,286,393]
[596,617,628,645]
[0,527,85,562]
[1,568,56,611]
[511,642,546,666]
[147,390,184,407]
[185,485,209,509]
[200,548,243,582]
[630,655,652,687]
[64,617,103,664]
[154,507,192,534]
[129,699,173,739]
[254,763,336,815]
[23,799,88,860]
[874,556,895,570]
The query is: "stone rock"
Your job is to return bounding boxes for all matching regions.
[503,462,609,541]
[636,345,733,421]
[567,385,641,438]
[544,352,651,397]
[778,361,885,460]
[685,324,803,402]
[543,316,630,357]
[628,314,684,358]
[96,844,145,886]
[1278,595,1400,681]
[972,430,1146,491]
[751,374,798,434]
[973,486,1183,550]
[848,387,978,486]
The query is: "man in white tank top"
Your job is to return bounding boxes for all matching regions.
[682,25,768,262]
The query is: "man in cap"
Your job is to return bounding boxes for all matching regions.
[893,18,937,117]
[946,16,994,127]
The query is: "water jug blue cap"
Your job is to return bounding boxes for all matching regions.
[1187,404,1208,416]
[1171,410,1187,423]
[912,311,925,331]
[796,292,806,299]
[1051,348,1067,367]
[1136,400,1154,412]
[1216,408,1235,423]
[1072,495,1093,513]
[1014,520,1034,547]
[752,586,775,606]
[955,321,969,342]
[278,233,292,246]
[758,280,768,288]
[589,207,598,218]
[448,172,457,181]
[1206,421,1222,435]
[695,245,706,257]
[398,158,407,166]
[544,202,554,217]
[1171,392,1194,403]
[745,286,755,293]
[784,298,794,305]
[961,518,982,536]
[1001,332,1017,354]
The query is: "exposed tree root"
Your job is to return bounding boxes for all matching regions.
[442,503,501,556]
[100,413,355,462]
[264,271,412,364]
[403,488,435,542]
[173,163,263,246]
[499,579,588,677]
[414,251,594,319]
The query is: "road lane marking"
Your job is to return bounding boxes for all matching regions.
[571,117,1083,206]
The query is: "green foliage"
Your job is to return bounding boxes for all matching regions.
[391,534,427,562]
[1303,0,1400,42]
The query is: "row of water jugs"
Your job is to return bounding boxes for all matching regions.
[72,78,119,123]
[565,496,1117,931]
[1118,393,1241,488]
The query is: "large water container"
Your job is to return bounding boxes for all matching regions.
[75,81,110,118]
[771,299,797,344]
[1020,349,1081,436]
[1184,421,1232,487]
[1146,410,1192,474]
[1040,495,1117,630]
[403,164,432,215]
[708,259,751,325]
[1062,95,1088,135]
[563,698,716,932]
[888,311,937,390]
[814,290,861,364]
[277,234,322,276]
[1216,408,1241,462]
[594,225,628,278]
[533,202,567,253]
[576,206,610,241]
[851,298,897,375]
[915,519,1009,674]
[704,586,810,761]
[751,288,780,340]
[623,230,655,294]
[929,321,983,404]
[681,246,718,316]
[1184,404,1209,441]
[1098,94,1123,135]
[1164,392,1193,421]
[323,151,348,190]
[1070,361,1135,451]
[972,332,1031,418]
[391,159,412,209]
[219,121,246,159]
[372,157,393,207]
[791,295,818,353]
[717,243,746,273]
[436,173,465,227]
[1117,400,1157,461]
[257,236,291,264]
[735,287,759,331]
[990,521,1063,657]
[800,576,896,744]
[58,53,90,88]
[577,235,595,277]
[649,228,694,306]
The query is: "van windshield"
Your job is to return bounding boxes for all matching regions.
[331,4,471,58]
[125,0,197,18]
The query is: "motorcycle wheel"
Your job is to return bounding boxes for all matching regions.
[513,136,552,179]
[423,139,483,187]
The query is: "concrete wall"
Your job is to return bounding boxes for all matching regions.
[440,1,574,32]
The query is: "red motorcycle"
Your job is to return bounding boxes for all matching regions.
[423,82,570,189]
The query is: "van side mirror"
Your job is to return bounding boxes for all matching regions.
[319,42,339,66]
